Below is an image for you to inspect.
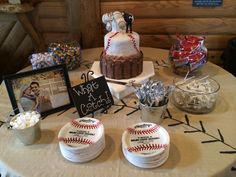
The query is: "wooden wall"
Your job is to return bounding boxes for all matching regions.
[0,13,33,79]
[100,0,236,65]
[32,0,102,48]
[1,0,236,78]
[33,0,236,65]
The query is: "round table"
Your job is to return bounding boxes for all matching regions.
[0,47,236,177]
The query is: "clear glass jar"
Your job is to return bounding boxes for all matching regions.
[171,77,220,114]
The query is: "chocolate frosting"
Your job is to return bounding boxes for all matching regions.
[100,51,143,79]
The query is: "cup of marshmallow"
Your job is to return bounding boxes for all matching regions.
[10,111,41,145]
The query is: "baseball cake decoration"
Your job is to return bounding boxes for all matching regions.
[122,122,170,168]
[58,117,105,162]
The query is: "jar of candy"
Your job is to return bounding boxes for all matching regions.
[169,35,207,76]
[48,41,81,70]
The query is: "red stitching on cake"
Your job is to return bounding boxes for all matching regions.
[127,124,160,135]
[59,137,93,145]
[71,119,101,129]
[105,32,119,53]
[127,34,139,52]
[127,143,168,152]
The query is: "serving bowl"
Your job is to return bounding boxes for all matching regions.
[171,77,220,114]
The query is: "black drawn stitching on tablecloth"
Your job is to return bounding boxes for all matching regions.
[166,111,236,151]
[231,167,236,171]
[41,116,48,120]
[220,151,236,154]
[57,107,71,116]
[0,121,5,128]
[113,100,140,116]
[164,109,236,171]
[80,60,93,69]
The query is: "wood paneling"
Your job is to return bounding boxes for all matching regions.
[140,34,236,50]
[100,0,236,66]
[37,1,67,18]
[43,32,70,44]
[39,17,69,33]
[101,0,236,18]
[10,35,33,73]
[66,0,102,48]
[134,18,236,35]
[0,20,15,44]
[0,16,33,76]
[1,21,26,53]
[1,0,235,70]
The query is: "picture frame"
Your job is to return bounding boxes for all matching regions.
[3,64,73,116]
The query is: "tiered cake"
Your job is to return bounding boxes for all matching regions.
[100,11,143,79]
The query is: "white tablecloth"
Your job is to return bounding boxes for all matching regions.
[0,47,235,177]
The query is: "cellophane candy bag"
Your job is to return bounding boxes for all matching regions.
[169,35,207,76]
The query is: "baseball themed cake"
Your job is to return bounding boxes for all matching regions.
[100,11,143,79]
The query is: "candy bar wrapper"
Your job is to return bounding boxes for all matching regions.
[169,35,207,75]
[48,42,81,70]
[173,57,189,67]
[136,80,173,107]
[30,52,56,70]
[190,56,207,71]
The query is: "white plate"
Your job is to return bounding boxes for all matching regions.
[58,117,105,162]
[58,117,104,151]
[123,148,169,168]
[122,122,170,158]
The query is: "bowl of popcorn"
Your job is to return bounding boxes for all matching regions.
[10,111,41,145]
[171,76,220,114]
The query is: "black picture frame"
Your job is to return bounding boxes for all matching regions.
[3,64,73,116]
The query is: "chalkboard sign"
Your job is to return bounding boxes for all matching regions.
[193,0,222,7]
[70,76,114,117]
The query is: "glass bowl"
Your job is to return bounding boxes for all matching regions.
[171,77,220,114]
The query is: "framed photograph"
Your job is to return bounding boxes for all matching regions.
[3,64,73,116]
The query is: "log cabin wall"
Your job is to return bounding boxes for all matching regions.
[100,0,236,66]
[1,0,236,80]
[32,0,102,49]
[0,13,33,79]
[32,0,69,45]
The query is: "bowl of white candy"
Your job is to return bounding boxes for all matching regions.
[10,111,41,145]
[172,76,220,114]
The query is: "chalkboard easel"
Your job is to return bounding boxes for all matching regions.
[70,71,114,117]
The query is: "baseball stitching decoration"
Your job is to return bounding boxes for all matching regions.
[122,122,170,168]
[58,117,105,162]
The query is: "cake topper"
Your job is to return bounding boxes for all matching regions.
[122,12,134,33]
[102,12,113,31]
[102,11,127,32]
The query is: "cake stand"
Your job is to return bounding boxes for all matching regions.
[90,61,155,99]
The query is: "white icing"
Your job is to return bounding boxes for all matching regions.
[104,31,140,56]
